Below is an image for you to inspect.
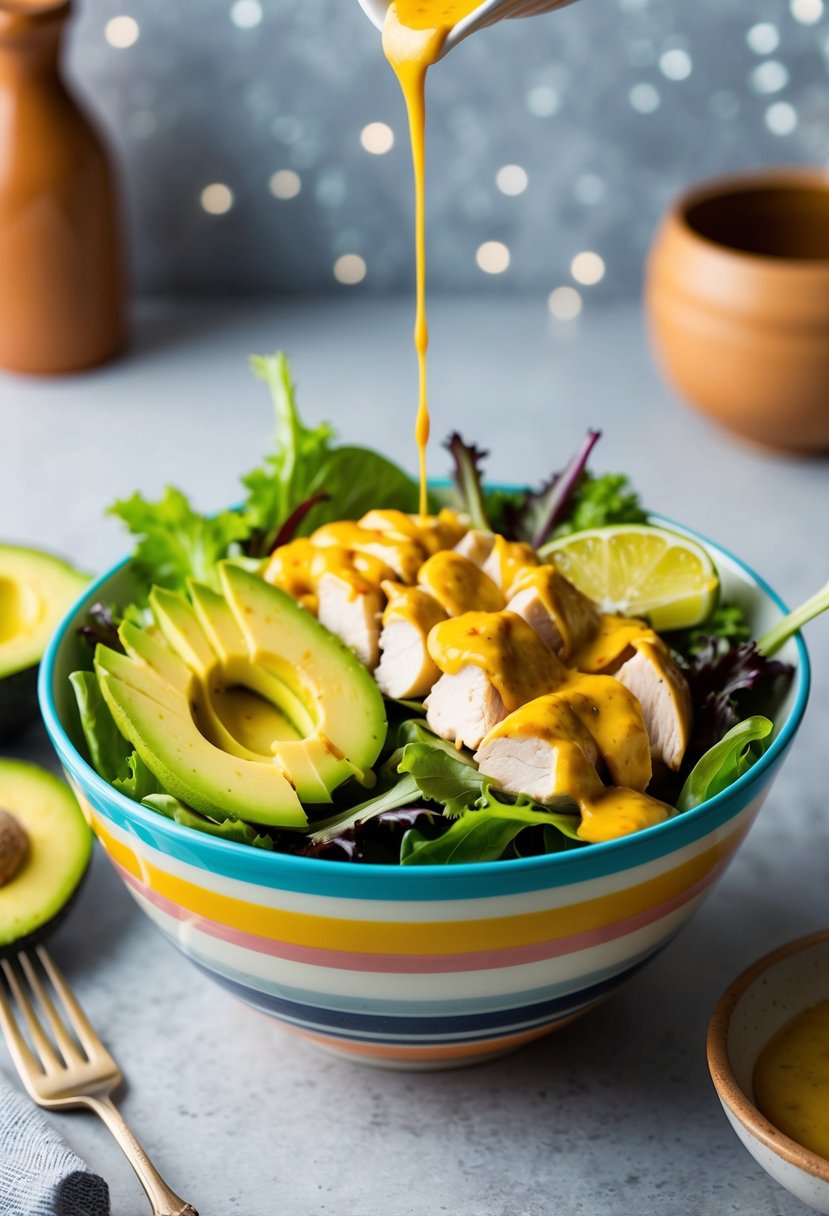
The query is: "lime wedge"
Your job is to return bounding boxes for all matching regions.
[539,524,719,631]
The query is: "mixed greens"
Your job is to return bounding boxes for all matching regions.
[70,354,824,865]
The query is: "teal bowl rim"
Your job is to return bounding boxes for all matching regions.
[38,517,811,883]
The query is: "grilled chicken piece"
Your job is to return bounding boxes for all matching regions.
[316,571,383,670]
[475,689,671,840]
[418,551,505,616]
[613,636,692,771]
[569,613,653,674]
[474,700,602,805]
[482,536,539,597]
[453,529,495,567]
[359,508,466,555]
[312,521,424,583]
[425,664,509,751]
[507,566,600,661]
[424,611,566,750]
[374,582,447,699]
[555,677,652,791]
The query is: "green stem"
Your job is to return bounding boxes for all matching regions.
[757,576,829,657]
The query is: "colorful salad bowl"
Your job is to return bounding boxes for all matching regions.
[38,524,809,1070]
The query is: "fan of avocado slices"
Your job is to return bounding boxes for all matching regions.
[68,353,828,866]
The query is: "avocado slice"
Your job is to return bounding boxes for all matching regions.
[0,546,88,739]
[219,563,387,783]
[93,565,387,827]
[0,760,92,953]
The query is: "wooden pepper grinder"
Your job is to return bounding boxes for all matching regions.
[0,0,126,374]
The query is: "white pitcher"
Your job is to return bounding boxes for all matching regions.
[357,0,578,59]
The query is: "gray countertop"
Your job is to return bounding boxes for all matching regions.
[1,296,827,1216]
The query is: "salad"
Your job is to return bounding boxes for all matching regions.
[70,354,826,866]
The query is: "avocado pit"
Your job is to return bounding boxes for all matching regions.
[0,808,28,887]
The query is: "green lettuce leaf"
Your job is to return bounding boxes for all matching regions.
[306,773,421,846]
[108,486,248,598]
[400,799,580,866]
[397,723,580,864]
[69,670,131,781]
[241,353,418,554]
[143,794,273,850]
[397,733,483,819]
[549,472,647,539]
[667,602,751,659]
[113,752,163,802]
[70,670,164,802]
[676,716,773,812]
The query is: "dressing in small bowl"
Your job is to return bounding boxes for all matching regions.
[708,932,829,1214]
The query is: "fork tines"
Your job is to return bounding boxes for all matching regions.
[0,947,114,1098]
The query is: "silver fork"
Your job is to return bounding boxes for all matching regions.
[0,945,198,1216]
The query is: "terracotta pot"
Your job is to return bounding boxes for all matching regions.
[0,0,127,375]
[645,169,829,453]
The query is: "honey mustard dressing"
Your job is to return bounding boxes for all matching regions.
[754,1000,829,1161]
[264,538,392,609]
[427,610,566,710]
[484,536,539,595]
[509,564,600,659]
[265,512,470,608]
[381,580,448,632]
[569,613,654,673]
[547,676,652,792]
[382,0,481,515]
[311,521,426,583]
[576,787,671,843]
[419,550,505,616]
[360,507,466,554]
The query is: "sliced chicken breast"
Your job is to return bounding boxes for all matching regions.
[569,613,653,674]
[453,529,495,567]
[375,583,447,700]
[481,535,539,597]
[425,665,508,751]
[613,636,692,771]
[316,571,383,670]
[312,521,424,583]
[474,701,601,805]
[427,611,566,715]
[508,566,600,661]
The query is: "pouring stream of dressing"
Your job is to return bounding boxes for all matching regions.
[382,0,481,515]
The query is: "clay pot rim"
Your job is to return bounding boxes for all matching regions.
[706,929,829,1184]
[669,167,829,270]
[0,1,70,37]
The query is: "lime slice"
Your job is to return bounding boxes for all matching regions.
[539,524,719,631]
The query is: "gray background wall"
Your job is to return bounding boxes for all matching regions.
[67,0,829,297]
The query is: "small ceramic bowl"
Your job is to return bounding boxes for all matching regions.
[38,521,809,1070]
[645,169,829,453]
[708,931,829,1213]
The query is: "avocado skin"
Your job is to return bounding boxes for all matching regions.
[0,665,39,741]
[0,759,93,952]
[0,864,88,960]
[0,545,89,741]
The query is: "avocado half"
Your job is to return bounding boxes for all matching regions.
[0,545,89,740]
[0,759,93,956]
[93,563,388,829]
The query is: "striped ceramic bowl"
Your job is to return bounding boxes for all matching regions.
[38,527,809,1069]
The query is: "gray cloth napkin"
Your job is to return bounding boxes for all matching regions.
[0,1076,109,1216]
